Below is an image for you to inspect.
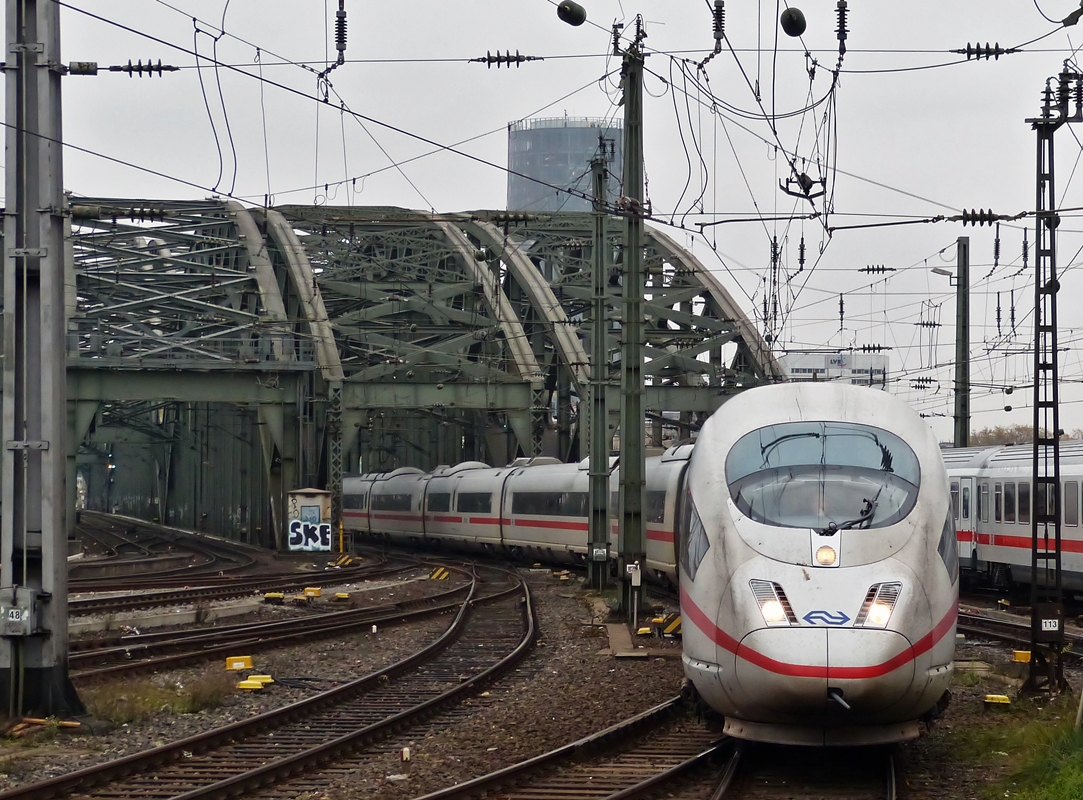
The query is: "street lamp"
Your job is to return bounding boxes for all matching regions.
[933,240,970,447]
[931,266,956,285]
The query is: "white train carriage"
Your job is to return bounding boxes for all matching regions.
[679,383,958,746]
[364,467,427,540]
[422,461,505,549]
[502,457,592,561]
[945,440,1083,592]
[643,444,694,585]
[342,451,687,582]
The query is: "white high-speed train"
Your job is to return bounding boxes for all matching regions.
[679,382,957,746]
[343,382,957,747]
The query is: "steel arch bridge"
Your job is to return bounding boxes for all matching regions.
[56,199,779,547]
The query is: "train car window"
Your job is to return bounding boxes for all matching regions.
[1065,482,1079,526]
[1018,483,1030,524]
[646,491,667,524]
[457,492,492,514]
[1004,483,1016,523]
[950,482,959,520]
[962,486,970,519]
[427,493,451,512]
[343,494,366,510]
[979,483,989,523]
[724,421,920,530]
[512,492,588,516]
[994,483,1002,523]
[679,492,710,581]
[1035,482,1056,521]
[372,493,413,512]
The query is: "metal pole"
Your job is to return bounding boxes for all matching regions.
[588,144,610,590]
[0,0,82,715]
[618,23,646,617]
[1024,71,1078,694]
[953,237,970,448]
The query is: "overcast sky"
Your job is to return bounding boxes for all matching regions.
[40,1,1083,441]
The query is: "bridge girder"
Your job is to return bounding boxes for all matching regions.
[5,201,777,543]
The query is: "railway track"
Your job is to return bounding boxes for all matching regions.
[68,576,473,680]
[71,513,259,583]
[67,555,417,615]
[411,697,723,800]
[958,609,1083,660]
[705,742,896,800]
[0,565,534,800]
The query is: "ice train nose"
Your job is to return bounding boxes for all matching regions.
[733,628,915,718]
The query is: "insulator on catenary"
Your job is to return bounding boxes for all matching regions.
[798,234,806,272]
[993,222,1001,267]
[954,42,1013,60]
[959,208,998,226]
[109,59,179,77]
[836,1,848,57]
[473,50,539,68]
[713,1,725,48]
[335,1,347,57]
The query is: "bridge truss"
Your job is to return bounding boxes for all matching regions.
[33,200,779,546]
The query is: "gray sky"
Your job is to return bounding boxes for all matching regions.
[44,1,1083,440]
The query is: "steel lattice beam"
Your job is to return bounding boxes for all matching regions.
[2,202,777,549]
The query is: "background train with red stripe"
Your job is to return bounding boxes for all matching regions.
[341,447,691,583]
[943,440,1083,591]
[679,383,957,747]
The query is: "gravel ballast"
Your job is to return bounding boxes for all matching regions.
[3,573,1051,800]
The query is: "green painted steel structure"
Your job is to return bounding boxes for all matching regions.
[52,200,780,547]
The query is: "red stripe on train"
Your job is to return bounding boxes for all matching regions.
[513,518,589,531]
[680,585,957,680]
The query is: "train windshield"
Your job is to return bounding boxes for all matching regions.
[725,421,921,531]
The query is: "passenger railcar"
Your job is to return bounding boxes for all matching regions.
[342,450,691,582]
[944,440,1083,592]
[679,383,958,746]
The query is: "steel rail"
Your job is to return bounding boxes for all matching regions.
[0,573,484,800]
[958,609,1083,660]
[412,698,723,800]
[67,557,416,615]
[69,579,474,680]
[0,568,531,800]
[171,569,534,800]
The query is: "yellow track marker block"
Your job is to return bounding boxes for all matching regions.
[1013,651,1031,663]
[304,587,321,598]
[263,592,284,604]
[237,679,264,691]
[226,656,253,671]
[248,675,274,685]
[984,695,1011,707]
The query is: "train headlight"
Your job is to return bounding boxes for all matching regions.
[761,599,787,624]
[815,545,836,566]
[867,602,893,627]
[750,579,798,627]
[854,582,902,629]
